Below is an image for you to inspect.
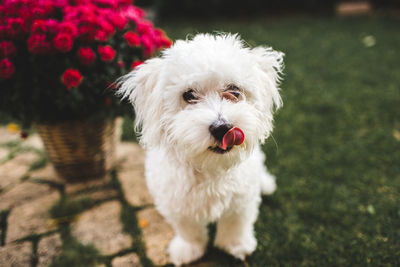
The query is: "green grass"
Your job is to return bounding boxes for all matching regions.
[159,16,400,266]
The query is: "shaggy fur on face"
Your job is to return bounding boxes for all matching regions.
[118,33,284,266]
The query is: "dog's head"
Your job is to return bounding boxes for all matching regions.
[118,33,283,171]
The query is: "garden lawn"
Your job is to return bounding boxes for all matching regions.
[159,16,400,266]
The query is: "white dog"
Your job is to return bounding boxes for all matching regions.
[118,33,284,266]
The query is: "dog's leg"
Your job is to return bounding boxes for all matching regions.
[168,218,208,266]
[214,206,258,260]
[260,168,277,195]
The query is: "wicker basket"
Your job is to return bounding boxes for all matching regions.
[36,119,116,182]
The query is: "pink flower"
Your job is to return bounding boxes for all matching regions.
[31,20,47,34]
[109,13,127,30]
[78,25,97,43]
[45,19,59,34]
[53,0,69,8]
[27,34,52,54]
[0,26,8,40]
[97,18,115,39]
[154,29,173,49]
[123,31,140,47]
[136,21,153,35]
[7,18,27,39]
[58,22,78,37]
[95,30,107,42]
[158,36,173,49]
[31,5,53,19]
[131,60,143,69]
[78,47,96,65]
[62,69,83,89]
[0,41,17,58]
[93,0,117,8]
[141,35,155,57]
[0,58,15,79]
[53,33,74,53]
[98,45,115,62]
[121,6,145,23]
[117,0,134,5]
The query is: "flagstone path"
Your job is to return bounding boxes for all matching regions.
[0,127,181,267]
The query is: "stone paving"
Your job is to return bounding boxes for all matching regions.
[0,127,177,267]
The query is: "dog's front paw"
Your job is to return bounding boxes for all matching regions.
[168,236,205,266]
[214,233,257,260]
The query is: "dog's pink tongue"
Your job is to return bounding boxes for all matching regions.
[220,127,245,150]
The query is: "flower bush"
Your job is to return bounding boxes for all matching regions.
[0,0,172,124]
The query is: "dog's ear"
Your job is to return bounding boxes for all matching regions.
[117,57,165,147]
[251,46,284,112]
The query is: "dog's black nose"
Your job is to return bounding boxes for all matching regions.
[209,121,233,142]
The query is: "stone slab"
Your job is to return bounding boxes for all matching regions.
[112,253,141,267]
[6,191,59,243]
[0,148,8,163]
[0,152,38,190]
[65,174,118,203]
[0,127,20,144]
[23,134,44,150]
[137,208,174,266]
[71,201,132,255]
[119,169,153,207]
[0,241,32,267]
[116,142,145,171]
[65,175,112,195]
[29,165,63,184]
[37,233,62,267]
[0,181,54,210]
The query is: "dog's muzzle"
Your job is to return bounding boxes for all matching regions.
[209,121,245,153]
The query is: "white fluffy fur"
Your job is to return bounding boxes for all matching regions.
[118,33,284,266]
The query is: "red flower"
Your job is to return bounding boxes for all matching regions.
[141,35,155,57]
[97,18,115,39]
[155,29,173,49]
[131,60,143,69]
[0,58,15,79]
[62,69,83,89]
[45,19,59,34]
[7,18,27,39]
[98,45,115,62]
[159,37,173,49]
[0,41,17,58]
[94,0,117,8]
[0,26,7,40]
[78,47,96,65]
[53,33,73,53]
[78,25,97,43]
[123,31,140,47]
[118,0,134,5]
[95,30,107,42]
[109,13,127,30]
[136,21,153,35]
[58,22,78,37]
[32,6,52,20]
[121,6,146,22]
[27,34,52,54]
[31,20,47,34]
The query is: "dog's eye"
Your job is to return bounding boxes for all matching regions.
[230,91,241,98]
[183,89,199,104]
[227,84,240,91]
[223,84,242,102]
